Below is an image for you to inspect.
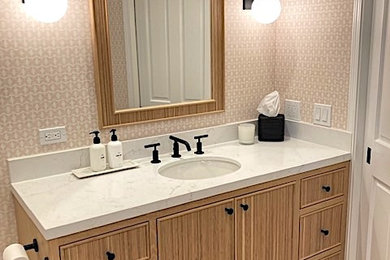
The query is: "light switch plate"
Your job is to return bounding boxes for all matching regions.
[313,104,332,127]
[285,99,301,121]
[39,126,67,145]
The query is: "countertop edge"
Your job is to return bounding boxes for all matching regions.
[13,153,351,241]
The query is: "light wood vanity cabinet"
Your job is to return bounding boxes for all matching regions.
[15,162,350,260]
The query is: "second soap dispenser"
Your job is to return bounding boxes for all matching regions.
[107,129,124,169]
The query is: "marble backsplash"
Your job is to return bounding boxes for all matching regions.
[8,120,352,184]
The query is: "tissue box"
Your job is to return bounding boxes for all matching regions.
[258,114,285,142]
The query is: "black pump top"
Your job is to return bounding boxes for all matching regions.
[89,131,101,144]
[110,129,118,141]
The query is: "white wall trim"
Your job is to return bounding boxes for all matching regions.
[345,0,374,259]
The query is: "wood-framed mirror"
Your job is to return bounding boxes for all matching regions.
[89,0,225,128]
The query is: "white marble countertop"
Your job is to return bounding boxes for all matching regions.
[11,137,351,240]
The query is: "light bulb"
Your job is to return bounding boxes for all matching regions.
[251,0,281,24]
[24,0,68,23]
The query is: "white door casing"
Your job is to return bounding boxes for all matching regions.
[363,0,390,258]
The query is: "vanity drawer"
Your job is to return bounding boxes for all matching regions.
[306,251,343,260]
[301,168,347,208]
[299,204,343,259]
[320,251,343,260]
[60,222,150,260]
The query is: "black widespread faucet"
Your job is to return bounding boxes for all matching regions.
[169,135,191,158]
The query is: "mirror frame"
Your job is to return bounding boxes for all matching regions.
[89,0,225,128]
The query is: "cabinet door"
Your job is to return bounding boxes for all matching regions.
[60,223,150,260]
[236,182,298,260]
[157,199,235,260]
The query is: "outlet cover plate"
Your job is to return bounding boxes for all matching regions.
[39,126,67,145]
[285,99,301,121]
[313,103,332,127]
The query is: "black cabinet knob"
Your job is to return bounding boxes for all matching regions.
[106,251,116,260]
[320,229,330,236]
[322,186,331,192]
[225,208,234,215]
[240,204,249,211]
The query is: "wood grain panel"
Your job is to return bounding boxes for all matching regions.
[60,223,150,260]
[157,199,234,260]
[236,182,299,260]
[299,204,344,259]
[301,167,347,208]
[320,251,343,260]
[90,0,224,128]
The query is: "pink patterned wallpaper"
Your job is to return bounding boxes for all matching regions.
[0,0,353,254]
[276,0,354,129]
[107,0,130,110]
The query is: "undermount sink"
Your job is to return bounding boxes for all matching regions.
[158,156,241,180]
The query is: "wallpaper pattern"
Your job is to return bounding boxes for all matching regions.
[107,0,130,110]
[276,0,354,129]
[0,0,353,255]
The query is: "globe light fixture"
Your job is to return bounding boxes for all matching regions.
[243,0,282,24]
[23,0,68,23]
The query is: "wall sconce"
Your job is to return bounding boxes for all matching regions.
[243,0,281,24]
[22,0,68,23]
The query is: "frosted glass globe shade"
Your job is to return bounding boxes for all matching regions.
[24,0,68,23]
[251,0,281,24]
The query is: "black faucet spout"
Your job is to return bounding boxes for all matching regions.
[169,136,191,158]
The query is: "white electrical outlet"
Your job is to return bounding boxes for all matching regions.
[39,126,67,145]
[313,104,332,127]
[285,99,301,121]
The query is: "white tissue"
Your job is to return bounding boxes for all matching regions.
[3,244,29,260]
[257,91,280,117]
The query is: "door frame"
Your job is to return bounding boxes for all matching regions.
[346,0,375,259]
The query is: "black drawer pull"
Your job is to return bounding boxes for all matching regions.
[106,251,116,260]
[240,204,249,211]
[320,229,330,236]
[225,208,234,215]
[322,186,331,192]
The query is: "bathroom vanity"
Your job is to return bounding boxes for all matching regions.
[10,138,351,260]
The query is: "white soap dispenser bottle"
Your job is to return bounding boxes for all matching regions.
[89,131,107,172]
[107,129,123,169]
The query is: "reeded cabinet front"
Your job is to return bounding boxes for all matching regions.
[60,223,150,260]
[157,199,235,260]
[235,182,298,260]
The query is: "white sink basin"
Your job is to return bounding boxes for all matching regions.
[158,156,241,180]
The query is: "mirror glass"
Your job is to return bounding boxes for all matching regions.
[107,0,212,110]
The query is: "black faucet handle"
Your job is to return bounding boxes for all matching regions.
[194,134,208,155]
[194,134,209,140]
[144,143,161,164]
[144,143,160,149]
